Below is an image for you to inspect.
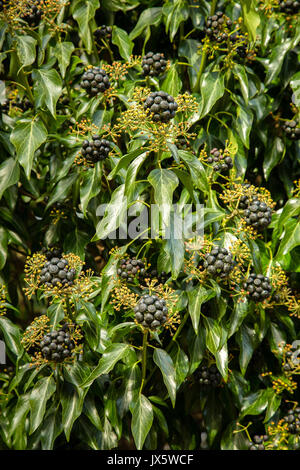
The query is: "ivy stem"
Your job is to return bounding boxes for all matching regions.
[194,0,218,93]
[139,329,148,394]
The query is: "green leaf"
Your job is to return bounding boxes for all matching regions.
[80,164,102,216]
[71,0,99,54]
[153,348,177,407]
[112,26,134,61]
[233,64,249,105]
[179,150,209,193]
[234,103,253,149]
[61,382,86,441]
[265,38,294,85]
[53,41,75,78]
[129,7,162,40]
[236,324,259,375]
[161,63,182,97]
[240,388,272,419]
[203,317,222,355]
[47,302,65,327]
[241,0,260,42]
[0,227,8,269]
[94,184,128,241]
[276,219,300,261]
[130,394,153,449]
[215,341,228,381]
[188,286,210,334]
[40,409,63,450]
[148,169,179,234]
[199,72,225,118]
[32,68,63,117]
[81,343,130,387]
[170,344,189,386]
[46,172,77,208]
[16,35,37,67]
[124,151,148,200]
[0,157,20,200]
[0,316,23,357]
[10,118,47,178]
[228,299,249,338]
[263,137,285,180]
[29,376,56,434]
[290,71,300,108]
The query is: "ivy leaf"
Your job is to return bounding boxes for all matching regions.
[263,137,285,180]
[240,388,272,419]
[71,0,99,53]
[0,316,23,358]
[10,118,47,178]
[16,35,37,68]
[188,286,211,334]
[112,26,134,61]
[80,165,102,216]
[148,169,179,235]
[93,184,128,241]
[0,227,8,269]
[241,0,260,42]
[276,219,300,261]
[236,324,259,375]
[199,72,225,118]
[0,158,20,200]
[153,348,177,407]
[129,7,162,40]
[32,68,63,117]
[61,382,87,441]
[29,376,56,434]
[53,41,75,78]
[162,63,182,97]
[81,343,130,387]
[130,394,153,449]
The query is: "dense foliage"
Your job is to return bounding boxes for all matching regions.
[0,0,299,451]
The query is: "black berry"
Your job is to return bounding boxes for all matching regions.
[144,91,178,123]
[243,274,272,302]
[282,120,300,140]
[117,258,146,283]
[40,324,75,362]
[21,1,42,26]
[80,67,111,97]
[81,136,111,163]
[242,196,272,230]
[134,294,168,330]
[142,52,167,77]
[94,25,112,42]
[203,246,234,278]
[248,435,269,450]
[195,363,222,387]
[39,256,76,288]
[283,408,300,434]
[207,148,233,173]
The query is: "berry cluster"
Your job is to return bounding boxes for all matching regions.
[80,67,111,97]
[142,269,168,285]
[144,91,178,123]
[41,246,62,260]
[279,0,299,14]
[243,274,272,302]
[230,33,248,58]
[39,256,76,288]
[207,148,233,173]
[81,136,111,163]
[195,364,222,387]
[117,258,146,282]
[94,25,112,42]
[240,195,272,230]
[40,324,75,362]
[141,52,167,77]
[204,11,232,42]
[248,435,269,450]
[203,246,234,278]
[0,98,9,115]
[283,408,300,434]
[134,294,168,330]
[21,1,42,26]
[282,120,300,140]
